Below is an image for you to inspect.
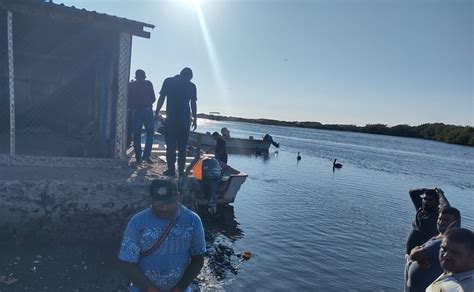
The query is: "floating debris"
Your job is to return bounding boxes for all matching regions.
[241,251,252,261]
[0,274,18,285]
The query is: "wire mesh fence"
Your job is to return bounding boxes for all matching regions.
[5,12,122,158]
[0,10,11,154]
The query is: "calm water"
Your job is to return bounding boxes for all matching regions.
[197,119,474,291]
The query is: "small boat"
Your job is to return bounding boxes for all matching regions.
[188,131,278,154]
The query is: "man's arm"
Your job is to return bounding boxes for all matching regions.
[119,260,158,292]
[149,82,156,104]
[191,99,197,131]
[155,94,166,120]
[409,188,428,210]
[435,188,450,209]
[409,246,428,262]
[172,254,204,291]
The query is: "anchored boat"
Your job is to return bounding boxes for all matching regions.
[188,131,279,154]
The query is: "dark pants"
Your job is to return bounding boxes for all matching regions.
[165,122,189,173]
[133,107,154,161]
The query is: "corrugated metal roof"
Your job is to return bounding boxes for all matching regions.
[0,0,155,38]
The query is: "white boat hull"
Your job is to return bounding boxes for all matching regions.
[188,132,272,153]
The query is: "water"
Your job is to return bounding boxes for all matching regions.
[1,119,472,291]
[197,119,474,291]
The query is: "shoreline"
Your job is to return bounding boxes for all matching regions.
[197,114,474,147]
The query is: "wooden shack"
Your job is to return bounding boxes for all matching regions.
[0,0,154,159]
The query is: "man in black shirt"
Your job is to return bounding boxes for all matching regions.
[128,69,156,164]
[155,68,197,178]
[406,188,450,255]
[211,132,228,164]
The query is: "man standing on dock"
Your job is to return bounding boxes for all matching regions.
[129,69,156,164]
[155,67,197,178]
[119,179,206,292]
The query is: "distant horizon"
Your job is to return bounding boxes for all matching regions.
[196,112,472,128]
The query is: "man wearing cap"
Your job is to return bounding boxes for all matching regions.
[129,69,156,164]
[119,179,206,292]
[155,67,197,178]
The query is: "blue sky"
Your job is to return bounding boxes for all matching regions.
[63,0,472,126]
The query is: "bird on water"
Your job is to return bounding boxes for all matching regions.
[333,159,342,168]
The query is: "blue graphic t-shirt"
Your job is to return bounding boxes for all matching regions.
[119,205,206,292]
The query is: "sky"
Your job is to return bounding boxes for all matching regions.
[62,0,473,126]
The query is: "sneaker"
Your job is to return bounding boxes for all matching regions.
[143,158,154,164]
[163,169,176,178]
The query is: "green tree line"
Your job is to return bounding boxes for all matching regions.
[198,114,474,147]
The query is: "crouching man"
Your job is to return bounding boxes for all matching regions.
[119,179,206,292]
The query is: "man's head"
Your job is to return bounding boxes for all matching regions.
[439,227,474,274]
[180,67,193,81]
[135,69,146,80]
[150,178,179,219]
[212,131,220,140]
[437,207,461,234]
[421,189,439,210]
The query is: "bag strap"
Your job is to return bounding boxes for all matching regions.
[140,216,179,258]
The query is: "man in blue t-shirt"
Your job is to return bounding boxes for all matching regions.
[119,179,206,292]
[155,68,197,178]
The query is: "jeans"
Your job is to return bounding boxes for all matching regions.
[133,107,154,161]
[164,122,189,173]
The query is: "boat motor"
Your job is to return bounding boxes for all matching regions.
[192,157,223,214]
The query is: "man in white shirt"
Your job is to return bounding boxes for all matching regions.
[426,227,474,292]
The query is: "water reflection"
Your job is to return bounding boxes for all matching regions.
[197,206,243,289]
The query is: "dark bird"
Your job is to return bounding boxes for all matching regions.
[333,159,342,168]
[297,152,301,161]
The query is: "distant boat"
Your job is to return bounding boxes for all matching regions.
[188,131,275,154]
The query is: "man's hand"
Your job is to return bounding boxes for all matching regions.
[417,258,431,269]
[191,117,197,131]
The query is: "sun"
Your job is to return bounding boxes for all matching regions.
[184,0,201,7]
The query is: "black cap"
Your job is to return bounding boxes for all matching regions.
[150,178,178,203]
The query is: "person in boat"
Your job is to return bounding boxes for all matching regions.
[192,157,223,214]
[210,132,228,164]
[263,133,280,148]
[406,207,461,292]
[406,188,450,255]
[426,227,474,292]
[221,127,230,138]
[129,69,156,164]
[119,179,205,292]
[155,68,198,178]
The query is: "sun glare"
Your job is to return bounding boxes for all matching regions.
[184,0,201,7]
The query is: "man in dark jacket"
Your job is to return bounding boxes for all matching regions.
[129,69,156,164]
[155,68,197,178]
[211,132,228,164]
[406,188,450,255]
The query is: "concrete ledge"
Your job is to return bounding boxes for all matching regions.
[0,153,167,242]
